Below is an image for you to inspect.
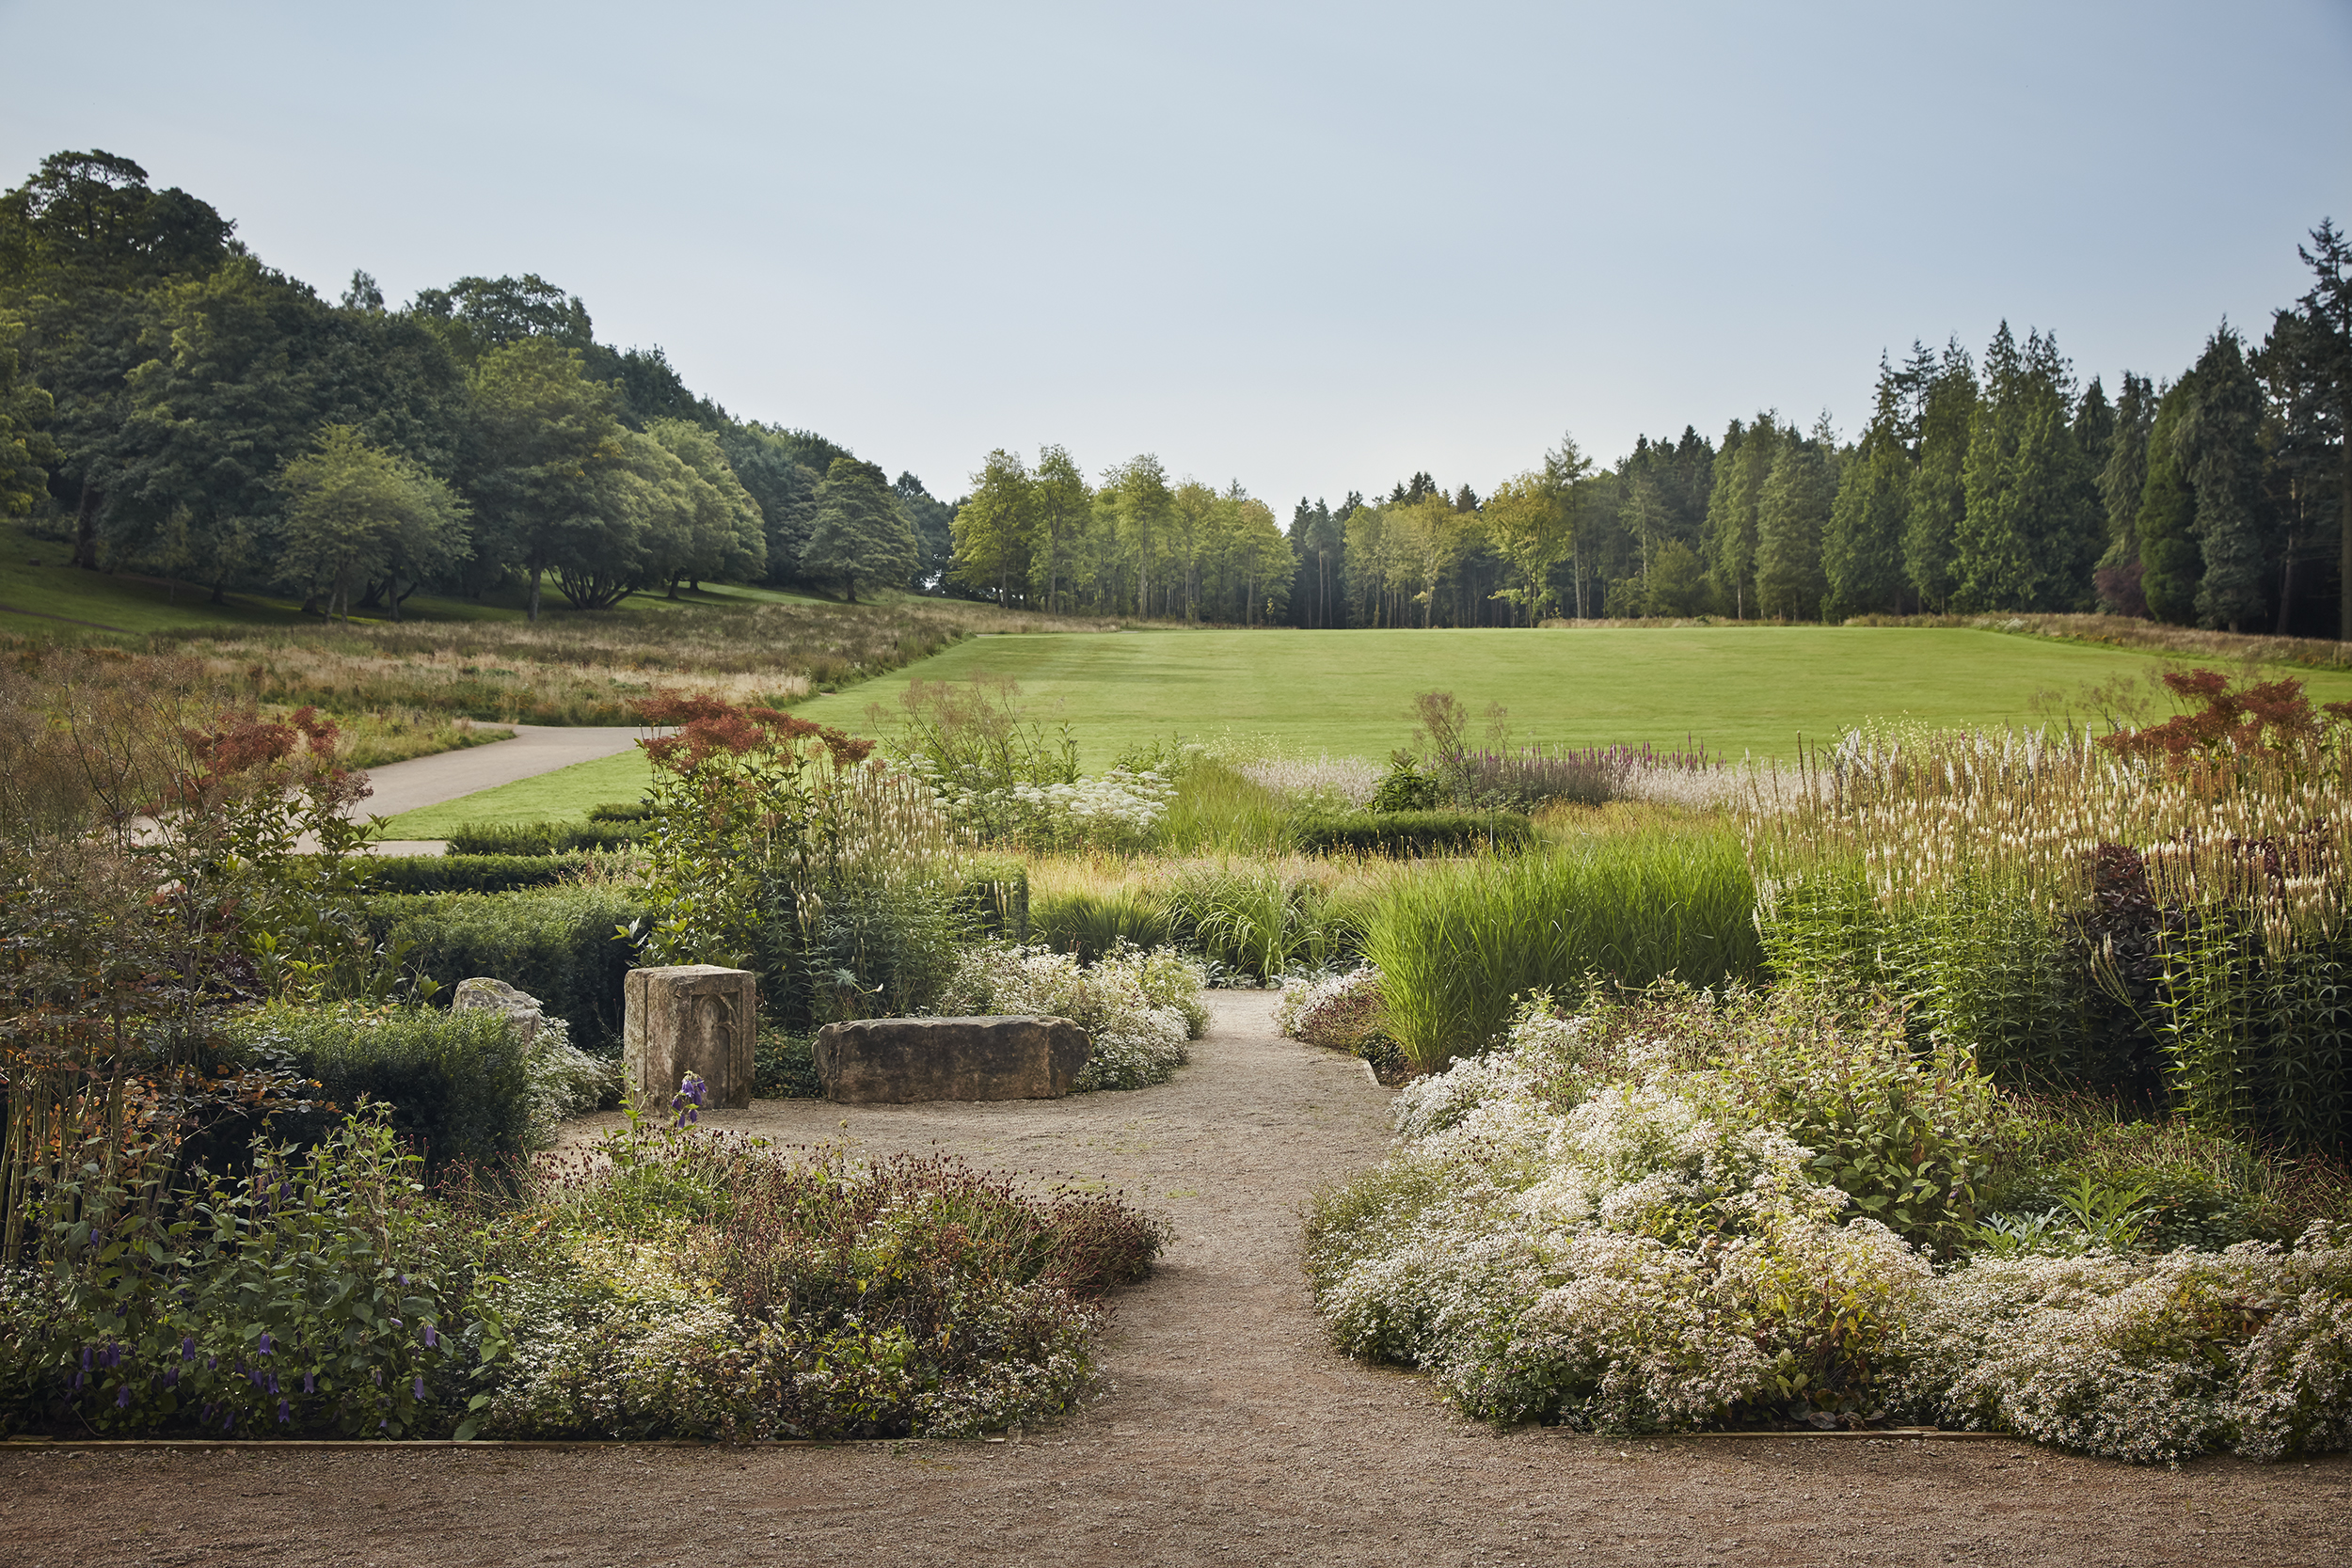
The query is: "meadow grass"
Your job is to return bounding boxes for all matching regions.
[795,625,2352,767]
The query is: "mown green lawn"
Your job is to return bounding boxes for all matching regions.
[381,752,653,836]
[788,624,2352,768]
[379,622,2352,832]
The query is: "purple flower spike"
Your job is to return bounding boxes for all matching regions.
[412,1375,425,1400]
[303,1372,315,1395]
[423,1324,438,1349]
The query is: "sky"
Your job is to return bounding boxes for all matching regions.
[6,1,2350,512]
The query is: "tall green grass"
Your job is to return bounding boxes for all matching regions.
[1155,762,1292,855]
[1363,830,1762,1070]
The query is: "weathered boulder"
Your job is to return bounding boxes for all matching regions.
[813,1016,1091,1104]
[451,976,545,1045]
[624,965,757,1111]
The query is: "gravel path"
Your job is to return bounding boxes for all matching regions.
[9,992,2350,1566]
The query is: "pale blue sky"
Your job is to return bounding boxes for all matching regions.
[5,1,2348,509]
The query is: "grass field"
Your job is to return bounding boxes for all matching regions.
[379,622,2352,832]
[787,625,2352,768]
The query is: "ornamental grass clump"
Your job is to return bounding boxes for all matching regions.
[1360,828,1760,1070]
[931,942,1205,1090]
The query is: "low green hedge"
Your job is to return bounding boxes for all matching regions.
[442,821,644,856]
[361,854,595,895]
[1291,810,1534,857]
[224,1002,533,1176]
[586,800,653,822]
[365,887,643,1051]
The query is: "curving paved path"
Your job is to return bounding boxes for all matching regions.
[354,725,643,821]
[11,993,2351,1565]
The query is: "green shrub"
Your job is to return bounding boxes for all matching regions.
[755,1027,821,1099]
[955,855,1030,943]
[443,821,643,856]
[364,888,642,1051]
[225,1002,536,1176]
[1291,809,1533,858]
[360,854,597,895]
[586,800,653,822]
[1361,830,1761,1069]
[3,1113,496,1438]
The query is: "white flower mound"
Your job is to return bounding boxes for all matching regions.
[1311,1004,2352,1458]
[934,942,1205,1091]
[1314,1026,1931,1433]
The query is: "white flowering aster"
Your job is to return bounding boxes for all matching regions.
[932,941,1204,1090]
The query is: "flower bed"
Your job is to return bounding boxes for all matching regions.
[1305,986,2352,1461]
[1278,966,1406,1082]
[0,1109,1165,1442]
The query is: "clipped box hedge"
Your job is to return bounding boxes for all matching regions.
[360,853,596,895]
[1291,810,1534,858]
[442,820,644,856]
[224,1002,533,1175]
[364,887,643,1051]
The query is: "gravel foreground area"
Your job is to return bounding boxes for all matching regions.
[10,991,2350,1568]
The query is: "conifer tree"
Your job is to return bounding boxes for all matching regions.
[1754,418,1835,620]
[1905,341,1975,611]
[1702,414,1778,617]
[2137,375,2202,623]
[2178,325,2269,631]
[1824,357,1913,616]
[2095,372,2156,615]
[1955,326,2096,610]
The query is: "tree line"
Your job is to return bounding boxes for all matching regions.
[1249,224,2348,638]
[0,150,957,618]
[946,448,1293,623]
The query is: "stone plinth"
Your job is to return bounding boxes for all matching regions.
[624,965,756,1111]
[813,1016,1090,1104]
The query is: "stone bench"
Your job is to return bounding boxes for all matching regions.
[812,1016,1090,1104]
